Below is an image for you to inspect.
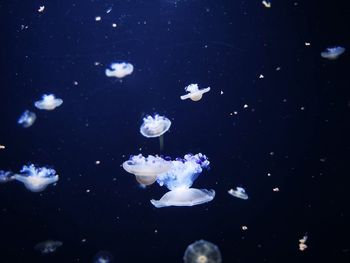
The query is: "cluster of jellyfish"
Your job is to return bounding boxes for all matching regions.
[0,164,59,192]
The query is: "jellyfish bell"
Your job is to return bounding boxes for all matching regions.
[180,84,211,101]
[321,46,345,60]
[18,110,37,128]
[34,94,63,110]
[34,240,62,254]
[183,239,222,263]
[93,250,114,263]
[140,114,171,138]
[150,187,215,208]
[228,187,248,200]
[122,154,173,185]
[105,62,134,78]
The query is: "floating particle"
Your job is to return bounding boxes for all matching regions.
[95,16,101,21]
[106,7,113,13]
[300,106,305,111]
[180,84,210,101]
[243,104,248,109]
[95,160,101,165]
[86,189,90,193]
[112,23,117,27]
[220,90,224,95]
[267,173,271,176]
[38,6,45,13]
[273,187,279,192]
[259,74,264,79]
[305,42,311,46]
[242,225,248,230]
[0,145,5,149]
[262,1,271,8]
[276,66,281,71]
[73,81,79,85]
[299,233,308,251]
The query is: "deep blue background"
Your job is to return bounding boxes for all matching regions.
[0,0,349,262]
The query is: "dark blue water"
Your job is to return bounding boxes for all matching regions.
[0,1,349,262]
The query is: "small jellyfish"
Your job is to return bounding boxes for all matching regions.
[183,239,222,263]
[122,154,173,185]
[34,240,62,254]
[321,46,345,60]
[0,170,14,183]
[140,114,171,138]
[18,110,37,128]
[105,62,134,78]
[228,187,248,200]
[93,250,114,263]
[34,94,63,110]
[13,164,59,192]
[180,84,210,101]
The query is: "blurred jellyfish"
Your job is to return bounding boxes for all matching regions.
[184,239,222,263]
[180,84,210,101]
[35,94,63,110]
[151,153,215,208]
[34,240,62,254]
[122,154,173,185]
[105,62,134,78]
[12,164,59,192]
[321,46,345,60]
[228,187,248,200]
[0,170,14,183]
[140,114,171,138]
[18,110,36,128]
[93,250,114,263]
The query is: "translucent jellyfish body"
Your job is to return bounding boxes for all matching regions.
[122,154,173,185]
[93,250,114,263]
[105,62,134,78]
[228,187,248,200]
[13,164,59,192]
[35,94,63,110]
[183,240,222,263]
[140,114,171,138]
[18,110,36,128]
[34,240,62,254]
[180,84,210,101]
[321,46,345,60]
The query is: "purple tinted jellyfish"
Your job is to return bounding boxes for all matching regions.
[140,114,171,138]
[34,94,63,110]
[34,240,62,254]
[18,110,37,128]
[13,164,59,192]
[93,250,114,263]
[122,154,173,185]
[184,240,222,263]
[105,62,134,78]
[321,46,345,60]
[180,84,210,101]
[228,187,248,200]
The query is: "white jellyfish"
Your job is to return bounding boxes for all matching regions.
[180,84,210,101]
[18,110,37,128]
[34,240,62,254]
[105,62,134,78]
[34,94,63,110]
[183,239,222,263]
[122,154,173,185]
[140,114,171,138]
[321,46,345,60]
[12,164,59,192]
[151,153,215,208]
[93,250,114,263]
[228,187,248,200]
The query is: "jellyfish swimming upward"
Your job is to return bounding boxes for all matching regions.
[140,114,171,138]
[321,46,345,60]
[18,110,36,128]
[105,62,134,78]
[35,94,63,110]
[150,153,215,208]
[180,84,210,101]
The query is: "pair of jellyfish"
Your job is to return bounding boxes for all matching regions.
[0,164,58,192]
[228,186,249,200]
[34,240,62,254]
[180,84,210,101]
[122,153,215,208]
[321,46,345,60]
[105,62,134,78]
[184,240,222,263]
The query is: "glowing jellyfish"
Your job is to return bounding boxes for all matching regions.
[140,114,171,138]
[0,170,14,183]
[184,240,222,263]
[151,153,215,208]
[34,240,62,254]
[122,154,173,185]
[228,187,248,200]
[13,164,59,192]
[321,46,345,60]
[18,110,37,128]
[180,84,210,101]
[34,94,63,110]
[105,62,134,78]
[93,250,114,263]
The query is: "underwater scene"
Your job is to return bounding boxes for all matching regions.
[0,0,349,262]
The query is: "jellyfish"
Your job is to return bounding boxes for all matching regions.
[183,240,222,263]
[18,110,37,128]
[180,84,210,101]
[321,46,345,60]
[140,114,171,138]
[0,170,14,183]
[228,187,248,200]
[34,240,62,254]
[105,62,134,78]
[34,94,63,110]
[93,250,114,263]
[122,154,173,185]
[150,153,215,208]
[12,164,59,192]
